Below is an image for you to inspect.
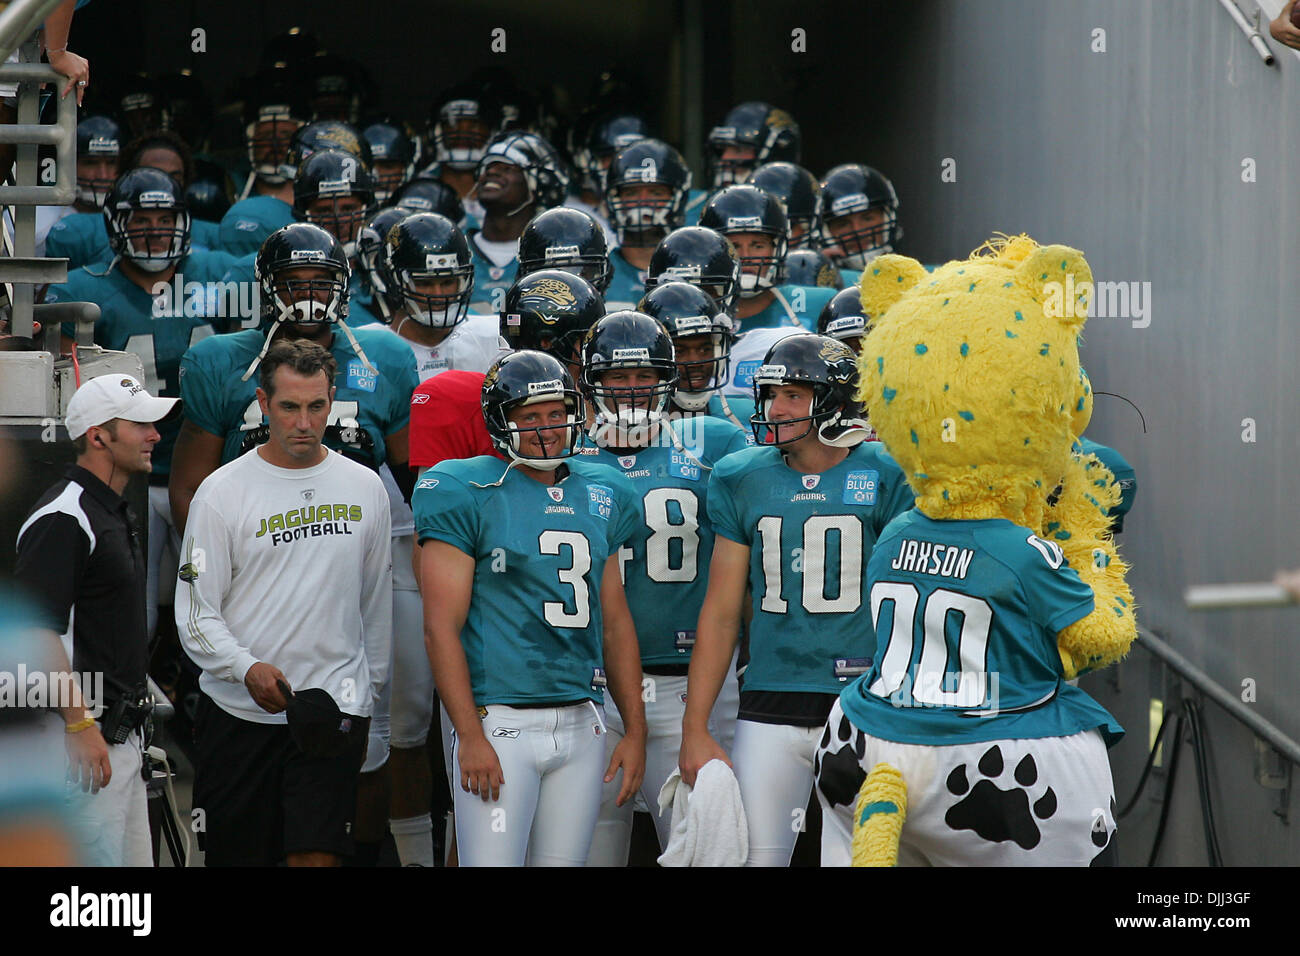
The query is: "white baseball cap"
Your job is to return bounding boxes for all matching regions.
[65,374,182,439]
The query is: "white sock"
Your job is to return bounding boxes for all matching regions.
[390,813,435,867]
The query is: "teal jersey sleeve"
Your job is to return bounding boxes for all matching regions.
[191,218,222,251]
[178,330,246,438]
[218,196,296,257]
[412,468,479,553]
[45,213,110,270]
[705,448,753,546]
[840,513,1122,748]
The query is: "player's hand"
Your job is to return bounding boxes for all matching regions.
[458,732,505,802]
[1272,0,1300,50]
[65,722,111,794]
[605,729,646,807]
[245,662,291,714]
[678,728,730,789]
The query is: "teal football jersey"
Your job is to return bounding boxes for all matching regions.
[343,272,381,327]
[413,456,641,705]
[1076,437,1137,532]
[708,442,915,694]
[466,232,518,310]
[667,393,757,442]
[838,267,860,289]
[839,511,1124,747]
[218,196,297,257]
[734,284,835,333]
[605,248,647,312]
[45,213,109,270]
[179,326,417,468]
[684,188,710,222]
[45,248,253,473]
[577,416,749,666]
[192,219,221,251]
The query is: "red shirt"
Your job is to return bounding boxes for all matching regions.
[408,370,500,469]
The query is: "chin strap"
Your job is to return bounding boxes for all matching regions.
[715,392,747,432]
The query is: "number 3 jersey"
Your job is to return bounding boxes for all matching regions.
[578,416,750,668]
[839,511,1124,747]
[708,442,915,696]
[413,456,642,707]
[179,326,419,468]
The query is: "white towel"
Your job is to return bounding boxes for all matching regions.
[656,759,748,867]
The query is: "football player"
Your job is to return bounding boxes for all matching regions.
[817,164,902,287]
[679,333,914,866]
[746,161,821,250]
[466,131,570,311]
[704,102,801,192]
[354,206,411,323]
[34,114,119,257]
[45,167,256,643]
[516,206,612,296]
[413,350,646,866]
[362,118,419,205]
[782,249,844,291]
[575,311,749,865]
[816,286,873,355]
[603,139,692,312]
[566,109,647,246]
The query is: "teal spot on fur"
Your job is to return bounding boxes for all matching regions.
[1118,596,1128,606]
[1014,310,1024,321]
[1039,272,1048,280]
[1059,403,1066,412]
[1077,396,1086,411]
[1024,437,1031,445]
[876,356,883,373]
[957,269,965,274]
[1053,530,1072,541]
[1093,478,1107,488]
[1005,330,1018,338]
[942,489,949,500]
[1003,281,1013,288]
[1034,479,1042,486]
[1039,344,1050,356]
[915,343,928,354]
[958,410,974,421]
[859,801,899,826]
[910,429,918,444]
[1114,607,1124,617]
[960,342,969,356]
[916,473,927,479]
[896,274,904,282]
[943,298,949,306]
[1060,259,1067,270]
[1045,521,1060,533]
[1086,495,1099,508]
[872,267,881,275]
[969,464,978,470]
[882,386,897,403]
[943,383,949,391]
[969,282,976,292]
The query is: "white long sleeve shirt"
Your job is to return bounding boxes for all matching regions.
[176,447,393,725]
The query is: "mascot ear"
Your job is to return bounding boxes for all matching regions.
[1012,243,1094,333]
[858,254,928,320]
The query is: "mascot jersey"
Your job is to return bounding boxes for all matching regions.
[839,510,1124,747]
[179,325,417,467]
[46,248,254,474]
[578,415,749,667]
[708,441,914,695]
[413,456,641,706]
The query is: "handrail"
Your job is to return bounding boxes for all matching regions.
[0,60,76,205]
[0,0,61,65]
[1135,624,1300,767]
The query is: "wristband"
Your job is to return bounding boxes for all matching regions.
[65,716,96,734]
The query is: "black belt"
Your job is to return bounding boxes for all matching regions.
[501,698,591,710]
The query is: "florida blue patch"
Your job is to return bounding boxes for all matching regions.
[733,360,762,389]
[669,449,702,481]
[347,360,378,393]
[843,469,879,506]
[588,483,613,520]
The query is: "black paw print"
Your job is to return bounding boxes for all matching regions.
[944,745,1056,850]
[814,712,867,809]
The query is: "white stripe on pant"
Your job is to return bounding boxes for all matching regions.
[451,702,607,867]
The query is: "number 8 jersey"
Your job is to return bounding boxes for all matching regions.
[707,441,914,695]
[413,456,642,707]
[839,511,1124,746]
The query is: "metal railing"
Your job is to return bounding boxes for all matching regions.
[0,0,62,66]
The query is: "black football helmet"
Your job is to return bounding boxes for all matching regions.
[579,310,678,446]
[307,54,370,124]
[242,70,310,190]
[119,73,164,138]
[574,110,651,193]
[383,212,474,329]
[747,162,820,249]
[481,350,585,470]
[428,83,504,170]
[356,206,411,316]
[637,281,733,411]
[816,164,901,271]
[499,269,605,366]
[390,176,465,222]
[782,249,843,289]
[518,207,612,293]
[697,184,789,298]
[706,102,800,189]
[644,226,742,316]
[816,287,872,350]
[255,222,351,328]
[749,333,869,447]
[75,115,121,208]
[362,120,418,203]
[184,177,230,223]
[279,120,372,182]
[604,139,691,247]
[476,130,570,215]
[103,167,191,272]
[293,149,376,257]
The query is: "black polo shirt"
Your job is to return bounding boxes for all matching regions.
[13,464,147,706]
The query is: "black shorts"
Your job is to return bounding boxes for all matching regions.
[192,693,370,866]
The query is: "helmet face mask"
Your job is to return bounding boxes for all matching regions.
[256,223,352,331]
[434,102,497,169]
[270,266,349,328]
[816,164,901,271]
[646,227,743,317]
[638,279,733,410]
[748,333,869,448]
[383,213,474,330]
[75,117,121,208]
[698,186,789,300]
[604,140,691,246]
[474,132,569,216]
[246,108,305,183]
[579,311,679,448]
[706,103,801,191]
[104,169,192,272]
